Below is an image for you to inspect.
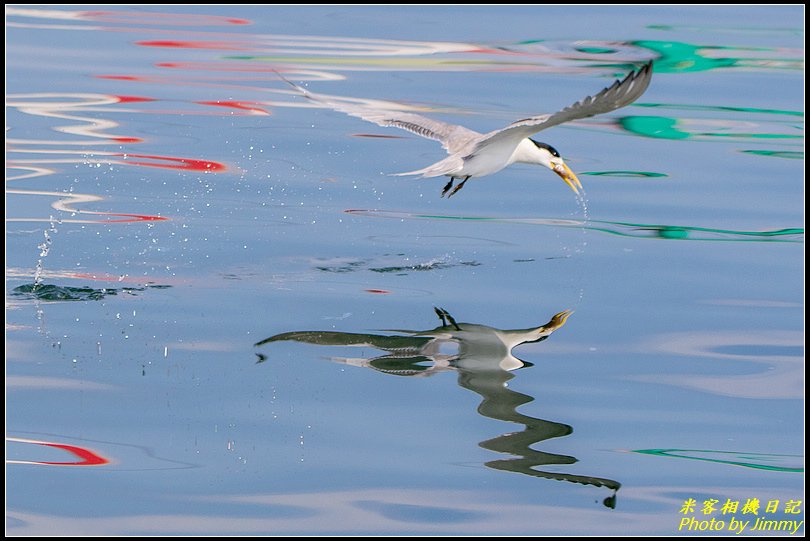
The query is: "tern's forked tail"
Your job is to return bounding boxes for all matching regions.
[392,155,464,178]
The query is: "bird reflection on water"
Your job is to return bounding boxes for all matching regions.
[255,307,621,508]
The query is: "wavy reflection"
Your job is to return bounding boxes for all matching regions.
[6,92,227,224]
[8,8,802,163]
[6,7,250,28]
[617,115,801,141]
[629,40,803,73]
[256,307,621,507]
[610,102,804,144]
[632,330,803,399]
[6,437,110,467]
[6,437,110,466]
[8,7,802,91]
[345,209,804,243]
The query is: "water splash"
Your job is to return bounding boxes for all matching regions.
[32,216,59,290]
[575,190,589,223]
[572,190,590,306]
[314,255,481,275]
[12,283,171,302]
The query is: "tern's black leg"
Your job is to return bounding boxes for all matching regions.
[441,177,455,198]
[434,306,461,331]
[434,306,448,326]
[447,176,471,198]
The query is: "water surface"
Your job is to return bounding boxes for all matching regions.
[6,5,804,535]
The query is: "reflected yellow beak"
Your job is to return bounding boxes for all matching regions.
[553,162,583,195]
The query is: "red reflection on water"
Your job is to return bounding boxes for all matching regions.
[94,212,170,223]
[97,75,147,81]
[116,153,227,172]
[137,40,249,51]
[38,443,110,466]
[8,437,110,467]
[196,100,270,115]
[114,95,157,103]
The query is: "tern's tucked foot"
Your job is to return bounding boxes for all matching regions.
[441,177,455,198]
[447,176,470,198]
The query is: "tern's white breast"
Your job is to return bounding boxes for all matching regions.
[457,138,523,178]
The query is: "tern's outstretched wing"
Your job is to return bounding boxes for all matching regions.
[471,61,653,154]
[278,74,483,155]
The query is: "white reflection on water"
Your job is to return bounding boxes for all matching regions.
[6,376,118,391]
[631,330,803,399]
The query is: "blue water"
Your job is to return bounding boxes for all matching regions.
[6,5,804,535]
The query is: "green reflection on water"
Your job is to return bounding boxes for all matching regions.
[347,211,803,243]
[570,222,800,242]
[581,170,668,178]
[633,449,803,473]
[618,116,802,141]
[742,150,805,159]
[634,103,804,118]
[576,46,617,54]
[630,40,788,73]
[587,40,802,74]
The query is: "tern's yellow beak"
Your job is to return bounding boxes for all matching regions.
[547,309,574,331]
[553,162,583,195]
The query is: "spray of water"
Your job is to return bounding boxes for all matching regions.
[33,216,59,290]
[574,190,589,305]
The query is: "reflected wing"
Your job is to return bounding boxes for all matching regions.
[278,74,483,154]
[472,61,653,154]
[254,330,432,351]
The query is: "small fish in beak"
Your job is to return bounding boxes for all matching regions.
[553,162,583,195]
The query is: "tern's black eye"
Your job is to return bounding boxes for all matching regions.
[530,139,560,157]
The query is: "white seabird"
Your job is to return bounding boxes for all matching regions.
[280,61,653,197]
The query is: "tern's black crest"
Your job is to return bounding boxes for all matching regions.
[530,139,560,158]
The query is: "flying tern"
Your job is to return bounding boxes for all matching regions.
[280,61,653,197]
